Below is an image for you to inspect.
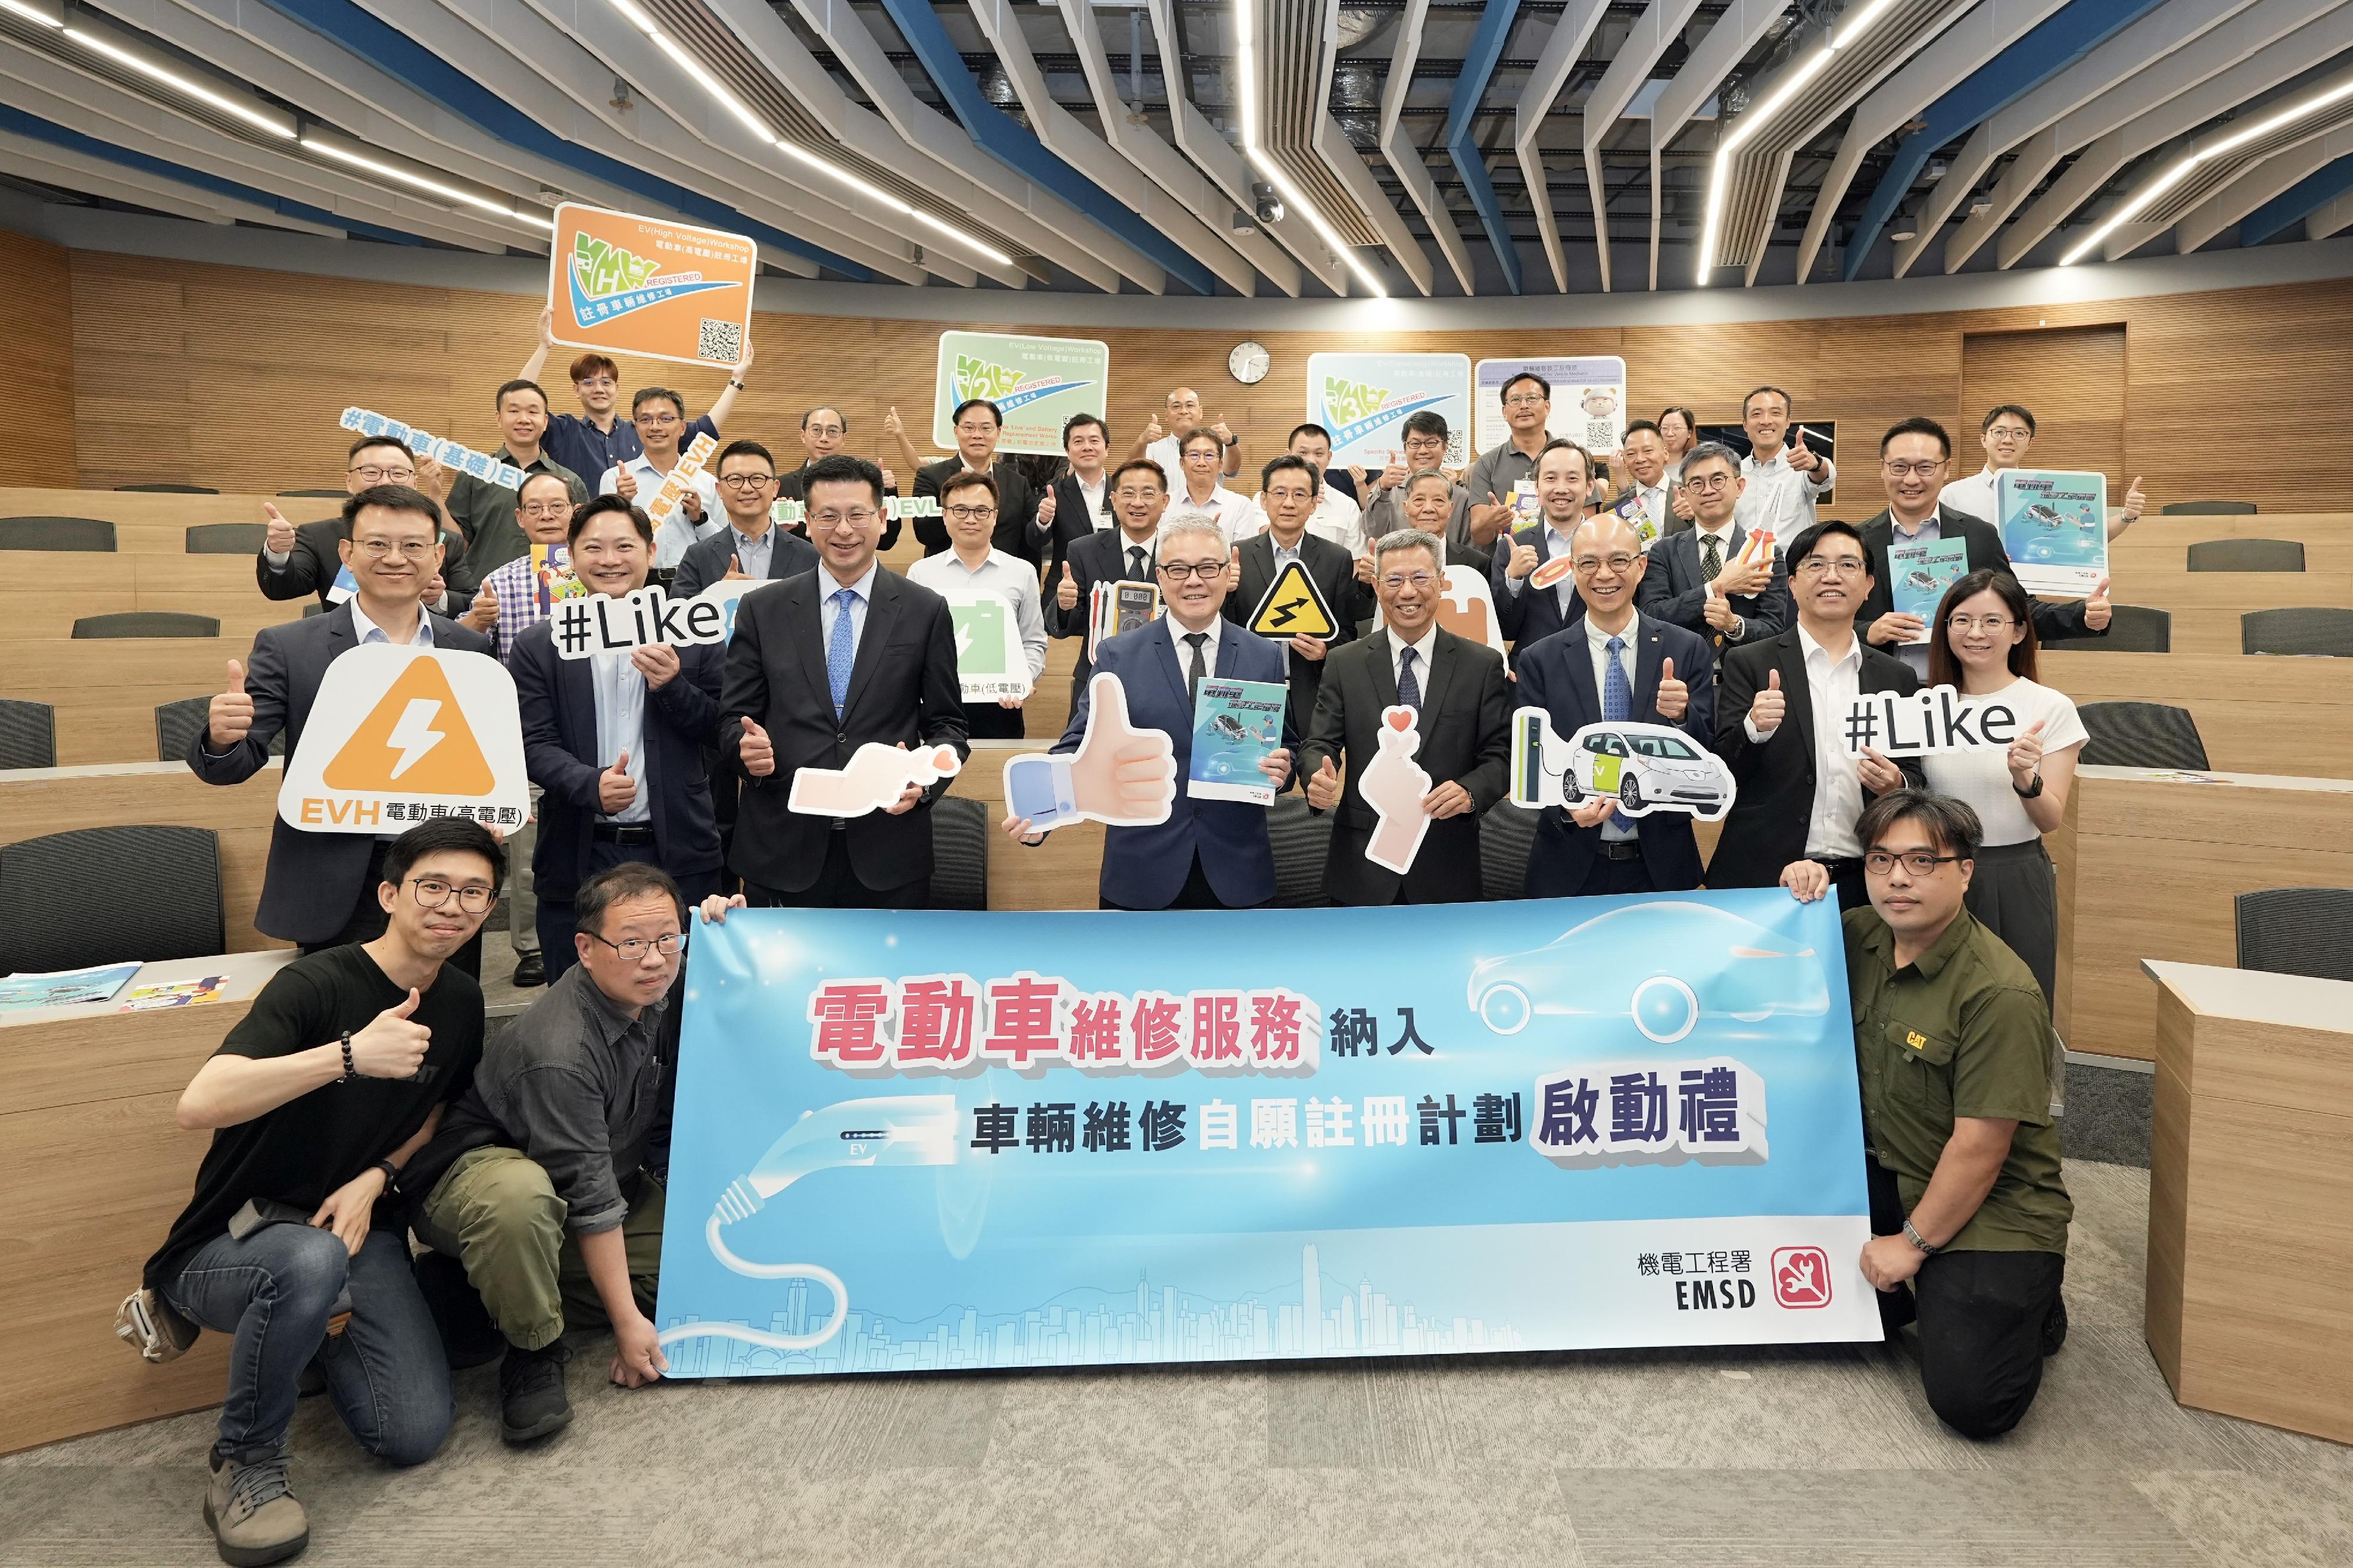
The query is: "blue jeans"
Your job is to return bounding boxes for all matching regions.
[166,1225,452,1468]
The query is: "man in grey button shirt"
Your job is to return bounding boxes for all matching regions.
[410,861,686,1444]
[1462,371,1558,550]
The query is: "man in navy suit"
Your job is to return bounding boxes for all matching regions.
[1637,440,1791,668]
[1492,438,1596,655]
[510,496,725,978]
[1012,513,1297,910]
[669,439,818,599]
[1515,511,1717,898]
[193,485,496,962]
[1048,458,1169,709]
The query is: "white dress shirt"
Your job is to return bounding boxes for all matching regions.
[1166,612,1222,690]
[1389,621,1439,699]
[1300,485,1364,556]
[1735,448,1837,536]
[348,595,434,647]
[1178,483,1266,545]
[1583,613,1643,840]
[1743,623,1867,860]
[1939,466,1999,525]
[599,453,721,569]
[589,642,649,823]
[1074,472,1111,531]
[904,548,1050,680]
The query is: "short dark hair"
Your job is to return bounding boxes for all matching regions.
[1110,458,1166,491]
[1881,416,1952,460]
[1928,568,2040,688]
[1785,518,1868,572]
[346,434,414,466]
[342,483,443,533]
[568,493,653,546]
[1622,419,1663,443]
[1742,385,1792,417]
[801,405,847,431]
[567,352,619,383]
[632,386,686,420]
[1681,441,1741,481]
[1287,422,1333,447]
[1858,789,1983,863]
[574,860,683,936]
[382,817,505,902]
[1537,436,1593,478]
[494,378,548,412]
[1061,412,1107,447]
[941,469,1001,506]
[515,471,572,507]
[804,453,885,506]
[1179,427,1224,455]
[1401,409,1450,442]
[1501,371,1551,402]
[1981,403,2037,436]
[716,439,776,474]
[1657,405,1698,432]
[1260,453,1320,494]
[951,398,1002,429]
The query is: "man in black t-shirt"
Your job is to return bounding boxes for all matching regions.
[141,820,499,1568]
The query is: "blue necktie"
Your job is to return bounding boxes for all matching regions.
[1603,636,1632,722]
[827,587,857,718]
[1397,646,1422,713]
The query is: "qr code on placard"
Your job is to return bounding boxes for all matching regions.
[697,317,743,365]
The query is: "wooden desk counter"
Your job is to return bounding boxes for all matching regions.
[946,739,1102,911]
[2141,959,2353,1446]
[0,950,298,1455]
[2038,652,2353,779]
[2050,767,2353,1060]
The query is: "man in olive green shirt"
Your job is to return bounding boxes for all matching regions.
[1788,787,2069,1439]
[446,378,589,584]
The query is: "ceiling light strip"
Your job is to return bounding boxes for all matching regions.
[302,135,552,229]
[1234,0,1384,298]
[58,23,296,139]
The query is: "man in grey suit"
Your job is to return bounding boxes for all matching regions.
[192,485,496,966]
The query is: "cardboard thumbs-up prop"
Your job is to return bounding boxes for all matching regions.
[1000,672,1177,832]
[1359,706,1435,875]
[788,741,962,818]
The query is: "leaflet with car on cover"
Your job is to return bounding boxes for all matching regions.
[1888,538,1969,643]
[1840,686,2022,760]
[651,890,1881,1376]
[1309,352,1473,468]
[1247,559,1337,640]
[943,591,1032,702]
[1002,673,1177,834]
[1473,356,1628,456]
[1996,470,2107,596]
[1610,491,1659,550]
[546,202,756,369]
[1186,678,1288,806]
[1510,712,1737,822]
[786,743,964,819]
[0,961,142,1011]
[278,644,531,835]
[1358,706,1435,875]
[935,330,1110,456]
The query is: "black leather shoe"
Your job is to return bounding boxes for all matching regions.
[2040,1294,2069,1357]
[510,952,544,987]
[499,1341,572,1444]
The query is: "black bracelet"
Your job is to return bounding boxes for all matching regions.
[372,1159,399,1192]
[339,1029,356,1081]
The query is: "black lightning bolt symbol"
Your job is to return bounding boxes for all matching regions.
[1269,596,1308,629]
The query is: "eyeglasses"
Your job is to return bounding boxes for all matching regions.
[1159,561,1224,580]
[519,501,572,518]
[1404,437,1447,453]
[576,377,618,392]
[803,424,845,439]
[1682,473,1733,493]
[1985,425,2032,441]
[354,539,438,560]
[716,473,775,490]
[955,422,997,437]
[1183,448,1221,461]
[945,504,998,522]
[1882,461,1945,478]
[810,509,878,529]
[1574,553,1639,575]
[1114,488,1162,503]
[1378,572,1438,592]
[637,411,682,427]
[408,877,494,912]
[1795,556,1868,577]
[1947,615,2016,632]
[349,465,416,484]
[1864,850,1964,878]
[1502,393,1547,408]
[582,929,684,963]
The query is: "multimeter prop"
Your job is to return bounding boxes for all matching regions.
[1000,672,1178,832]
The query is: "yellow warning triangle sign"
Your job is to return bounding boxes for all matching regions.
[322,656,496,794]
[1247,558,1337,639]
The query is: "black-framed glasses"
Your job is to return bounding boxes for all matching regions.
[1864,850,1964,878]
[582,929,684,963]
[408,878,495,913]
[1159,561,1224,581]
[716,473,775,490]
[945,504,998,521]
[349,463,417,483]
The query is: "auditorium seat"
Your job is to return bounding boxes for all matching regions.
[154,695,281,762]
[0,824,225,972]
[2161,500,2258,515]
[185,522,269,554]
[2186,538,2304,572]
[1268,795,1334,907]
[1479,802,1537,900]
[2242,608,2353,657]
[0,698,56,769]
[0,516,115,552]
[928,795,988,910]
[2235,888,2353,983]
[2078,701,2209,770]
[115,483,218,494]
[2044,604,2169,653]
[72,612,221,640]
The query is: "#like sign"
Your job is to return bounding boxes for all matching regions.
[1840,686,2020,759]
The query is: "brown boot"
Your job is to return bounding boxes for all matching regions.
[204,1452,309,1566]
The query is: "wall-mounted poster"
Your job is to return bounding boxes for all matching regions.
[1307,352,1473,469]
[1474,357,1629,458]
[934,331,1111,456]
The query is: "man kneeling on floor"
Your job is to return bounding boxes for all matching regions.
[1788,787,2071,1438]
[407,861,683,1443]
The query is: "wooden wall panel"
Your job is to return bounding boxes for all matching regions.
[52,252,2353,516]
[1,227,75,485]
[1961,324,2126,483]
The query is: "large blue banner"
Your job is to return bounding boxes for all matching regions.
[654,890,1882,1376]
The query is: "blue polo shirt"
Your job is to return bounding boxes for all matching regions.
[541,410,718,489]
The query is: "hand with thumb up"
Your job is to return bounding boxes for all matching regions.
[1305,755,1342,812]
[209,659,254,751]
[349,987,431,1080]
[1069,671,1176,826]
[1056,561,1079,611]
[263,502,296,556]
[736,717,775,778]
[1749,667,1786,736]
[599,749,638,813]
[1654,656,1688,722]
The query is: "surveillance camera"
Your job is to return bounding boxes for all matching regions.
[1251,182,1285,225]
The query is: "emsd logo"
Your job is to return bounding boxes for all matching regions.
[1772,1246,1833,1309]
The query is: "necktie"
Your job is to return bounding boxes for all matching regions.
[1603,636,1632,722]
[1702,533,1724,583]
[1185,631,1209,705]
[1397,646,1422,713]
[1128,545,1148,581]
[826,587,857,718]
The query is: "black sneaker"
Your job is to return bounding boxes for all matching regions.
[498,1340,572,1444]
[510,952,544,987]
[2040,1295,2069,1357]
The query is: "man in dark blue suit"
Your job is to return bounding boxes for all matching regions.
[192,485,496,962]
[1515,511,1717,898]
[511,496,725,978]
[668,439,819,599]
[1492,438,1597,656]
[1635,441,1790,668]
[1013,513,1297,910]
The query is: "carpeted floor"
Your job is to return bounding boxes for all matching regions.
[5,1160,2348,1567]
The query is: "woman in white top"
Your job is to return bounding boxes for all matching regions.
[1922,568,2089,1003]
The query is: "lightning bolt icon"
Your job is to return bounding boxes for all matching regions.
[384,699,446,780]
[1269,596,1307,629]
[955,624,973,657]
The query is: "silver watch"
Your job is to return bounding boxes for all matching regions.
[1902,1218,1939,1255]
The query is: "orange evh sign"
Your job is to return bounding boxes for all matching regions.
[278,645,532,835]
[546,202,758,371]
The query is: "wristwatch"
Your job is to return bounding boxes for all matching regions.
[1902,1218,1940,1255]
[727,377,746,391]
[371,1159,400,1192]
[2012,771,2044,799]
